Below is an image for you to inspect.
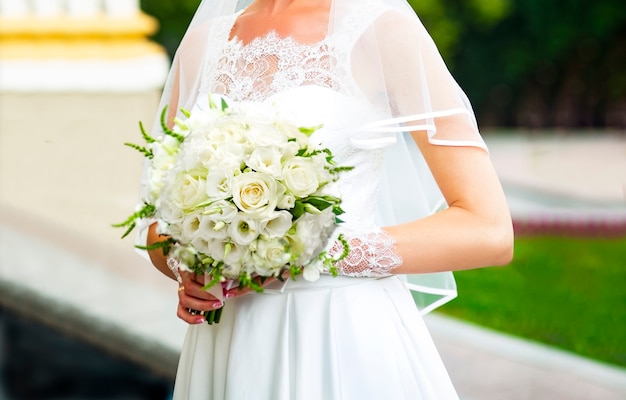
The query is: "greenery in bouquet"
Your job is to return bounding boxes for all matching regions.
[114,94,352,297]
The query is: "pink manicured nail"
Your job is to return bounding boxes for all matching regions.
[213,301,223,308]
[224,292,233,299]
[195,318,205,324]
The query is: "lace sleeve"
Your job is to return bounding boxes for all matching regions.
[328,230,402,277]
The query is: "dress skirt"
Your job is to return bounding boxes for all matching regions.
[172,275,459,400]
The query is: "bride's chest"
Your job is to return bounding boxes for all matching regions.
[200,30,353,102]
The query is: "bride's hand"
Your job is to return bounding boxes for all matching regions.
[223,271,289,299]
[177,270,224,325]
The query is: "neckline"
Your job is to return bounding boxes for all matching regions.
[227,29,330,51]
[225,10,330,50]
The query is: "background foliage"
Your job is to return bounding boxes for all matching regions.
[141,0,626,129]
[440,236,626,367]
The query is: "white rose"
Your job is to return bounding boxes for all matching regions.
[157,197,185,225]
[247,146,283,178]
[228,213,260,246]
[231,172,279,217]
[282,157,319,198]
[208,118,247,144]
[170,173,210,211]
[261,210,293,239]
[250,237,291,276]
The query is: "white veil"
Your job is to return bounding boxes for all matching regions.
[141,0,488,315]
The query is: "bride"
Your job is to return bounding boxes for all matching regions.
[139,0,514,398]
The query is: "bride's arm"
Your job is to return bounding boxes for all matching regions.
[331,129,513,277]
[387,128,514,274]
[145,222,175,279]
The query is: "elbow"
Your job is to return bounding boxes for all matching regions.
[489,220,514,266]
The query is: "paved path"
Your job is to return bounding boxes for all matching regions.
[485,132,626,230]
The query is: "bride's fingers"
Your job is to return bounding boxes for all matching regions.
[176,291,224,324]
[177,303,212,325]
[224,273,287,299]
[178,283,222,309]
[179,271,220,301]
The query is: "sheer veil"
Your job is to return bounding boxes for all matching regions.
[141,0,488,314]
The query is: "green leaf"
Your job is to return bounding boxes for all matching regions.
[298,124,323,136]
[112,203,156,237]
[160,106,185,143]
[291,202,306,219]
[123,142,153,159]
[303,197,333,211]
[135,237,176,256]
[138,121,156,143]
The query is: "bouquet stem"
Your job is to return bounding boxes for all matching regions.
[205,306,224,325]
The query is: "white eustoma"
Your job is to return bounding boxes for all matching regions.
[202,199,238,223]
[205,169,233,199]
[302,258,324,282]
[247,146,284,178]
[181,211,203,243]
[277,189,296,210]
[262,210,293,239]
[228,213,260,246]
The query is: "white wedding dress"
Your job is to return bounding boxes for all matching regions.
[171,10,460,400]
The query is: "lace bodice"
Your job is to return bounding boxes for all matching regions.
[200,14,355,102]
[197,9,388,234]
[207,31,344,102]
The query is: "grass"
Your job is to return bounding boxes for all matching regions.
[436,235,626,367]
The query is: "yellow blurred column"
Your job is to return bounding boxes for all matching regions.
[0,0,169,277]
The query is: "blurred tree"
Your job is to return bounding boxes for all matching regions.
[140,0,200,57]
[412,0,626,128]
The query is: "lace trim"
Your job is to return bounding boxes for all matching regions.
[200,3,384,102]
[328,231,402,278]
[201,14,344,102]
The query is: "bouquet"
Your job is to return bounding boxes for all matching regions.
[114,94,351,323]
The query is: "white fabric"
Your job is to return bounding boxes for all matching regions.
[173,275,458,400]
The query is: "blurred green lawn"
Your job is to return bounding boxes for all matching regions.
[437,236,626,367]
